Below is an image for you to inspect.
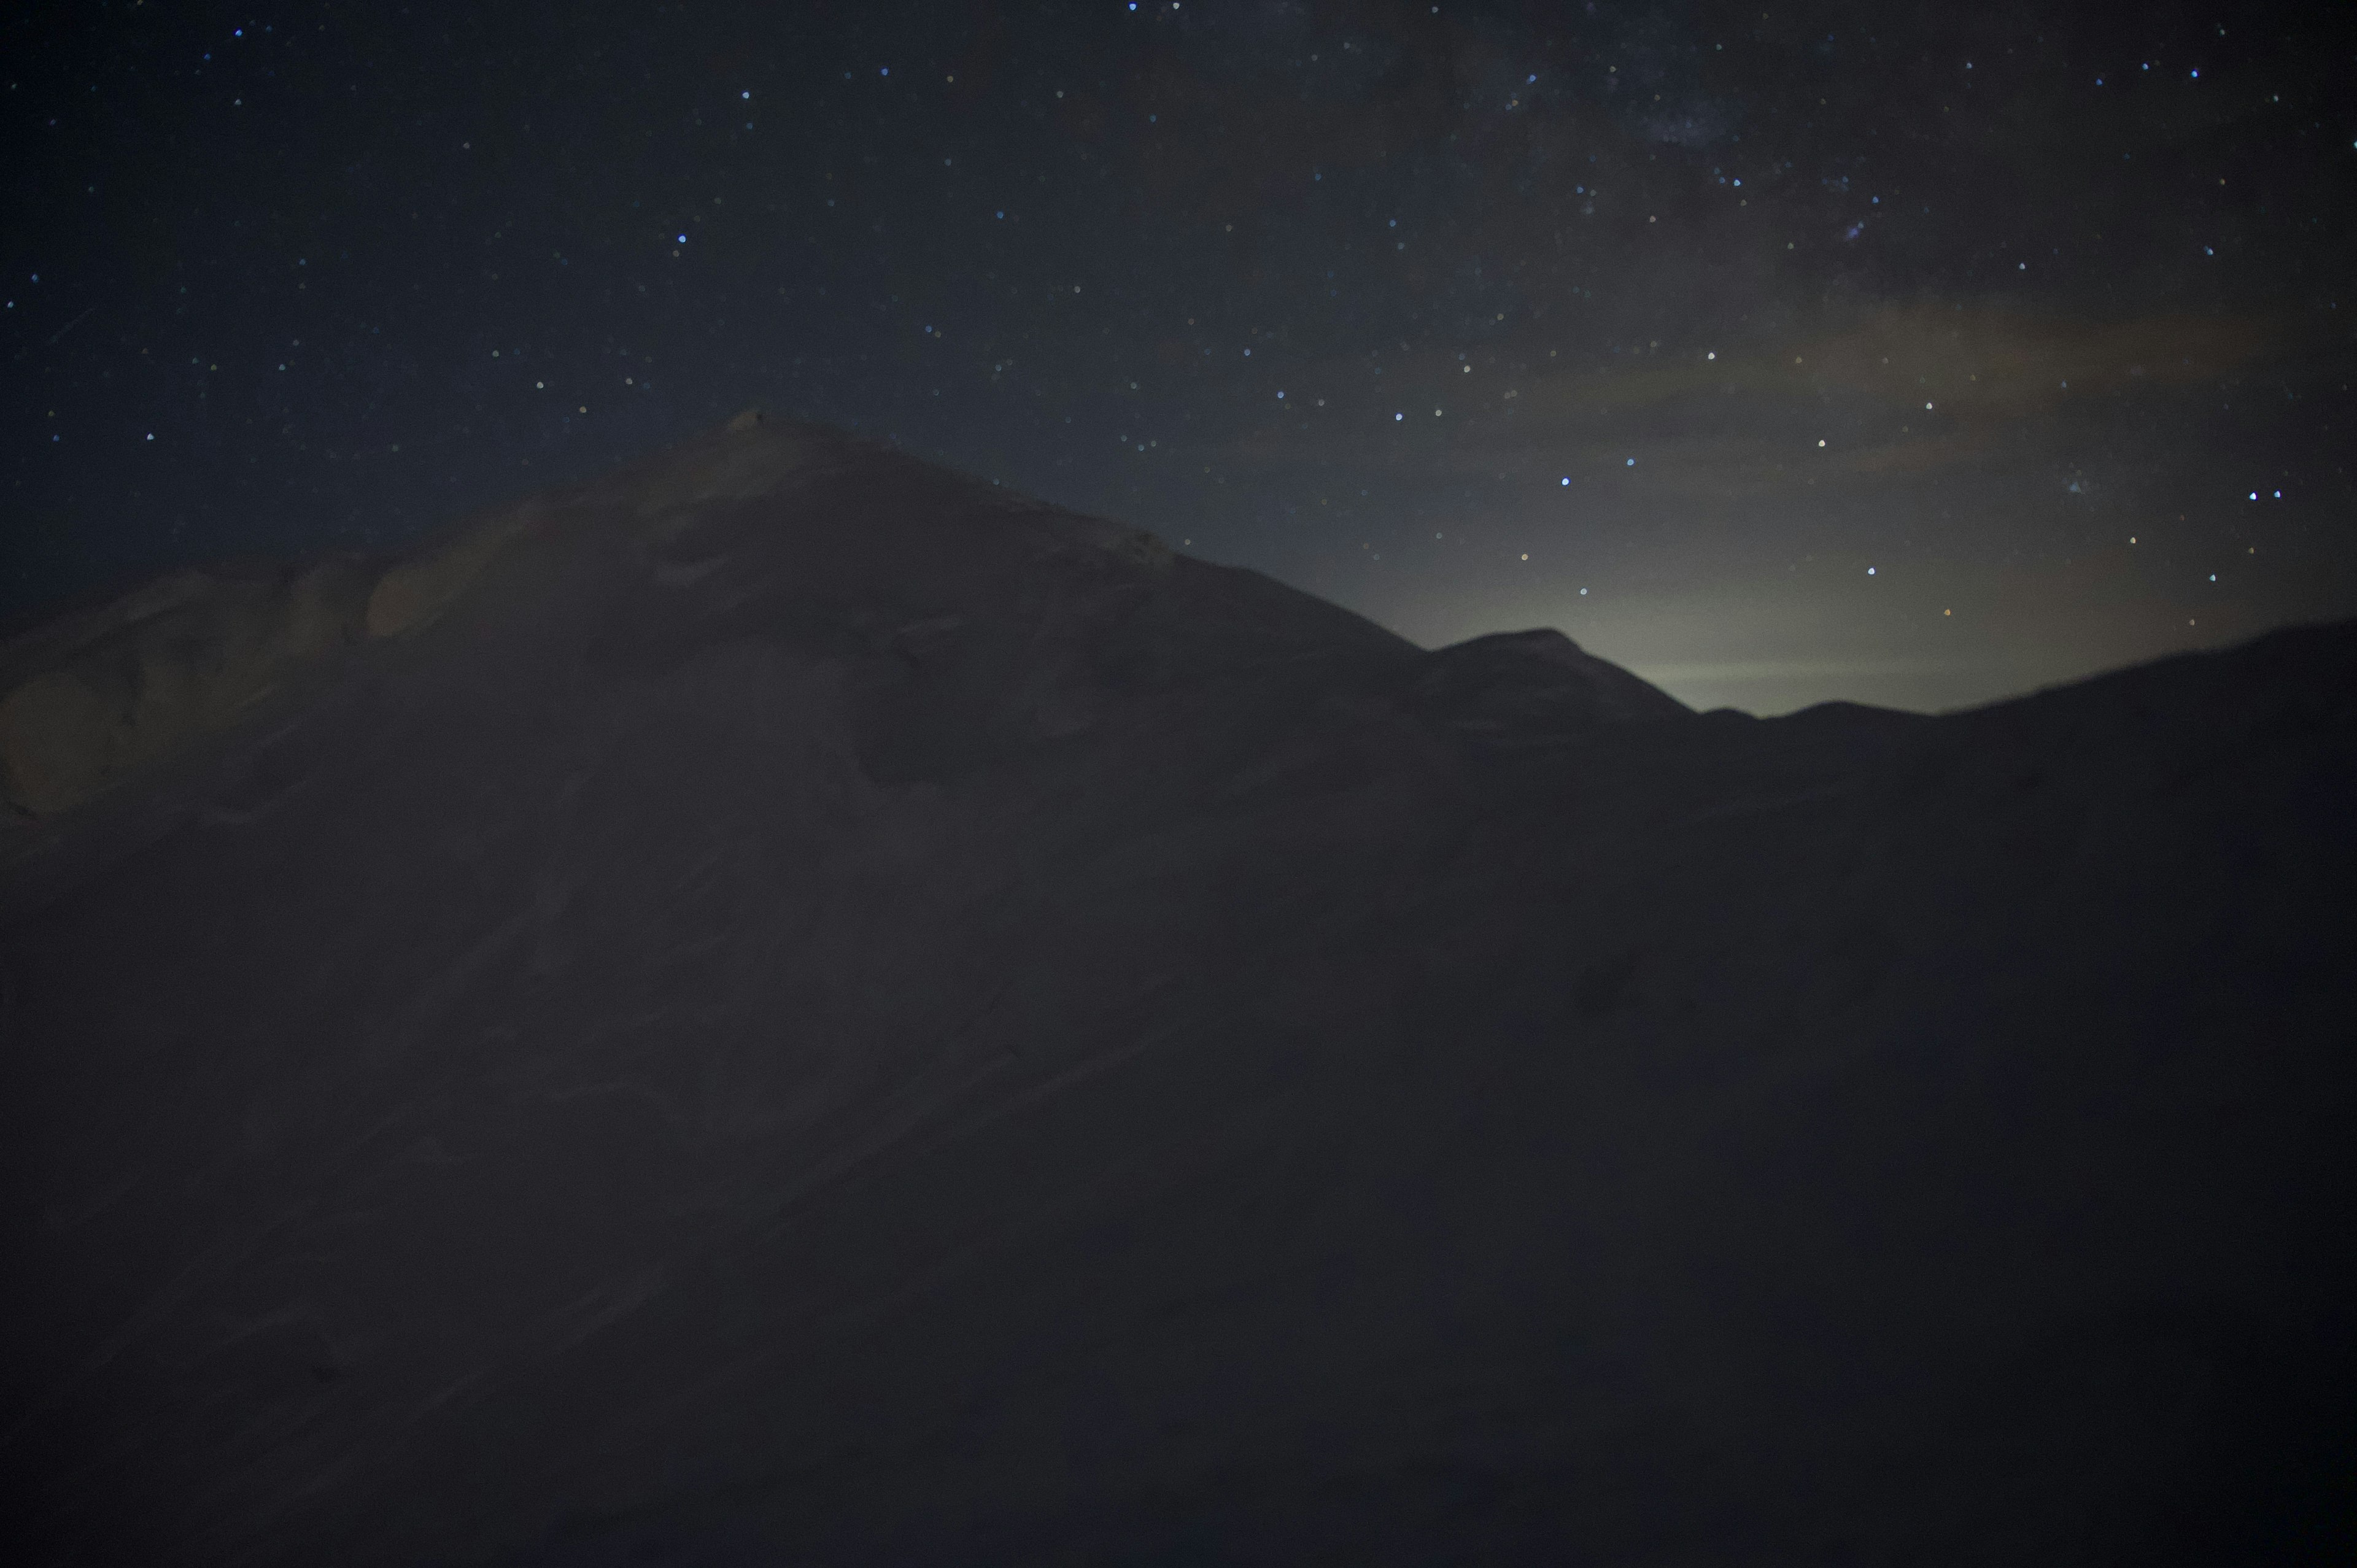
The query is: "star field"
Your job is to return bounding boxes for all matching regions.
[6,0,2353,713]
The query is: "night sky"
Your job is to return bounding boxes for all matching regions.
[9,0,2354,714]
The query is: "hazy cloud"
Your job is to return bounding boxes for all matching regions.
[1541,304,2272,422]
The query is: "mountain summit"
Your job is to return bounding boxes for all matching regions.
[5,415,2352,1564]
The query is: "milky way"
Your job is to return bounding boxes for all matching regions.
[7,0,2352,712]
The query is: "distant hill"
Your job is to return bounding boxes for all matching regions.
[5,413,2351,1565]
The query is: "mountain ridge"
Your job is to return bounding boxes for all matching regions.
[2,412,2351,1564]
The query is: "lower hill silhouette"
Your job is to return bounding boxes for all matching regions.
[3,415,2351,1564]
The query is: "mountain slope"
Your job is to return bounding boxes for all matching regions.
[3,415,2351,1565]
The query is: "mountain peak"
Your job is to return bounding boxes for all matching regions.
[2,417,2350,1564]
[0,417,1308,819]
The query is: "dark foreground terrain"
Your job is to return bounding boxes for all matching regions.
[4,416,2352,1564]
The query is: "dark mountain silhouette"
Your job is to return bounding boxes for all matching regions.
[4,414,2351,1565]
